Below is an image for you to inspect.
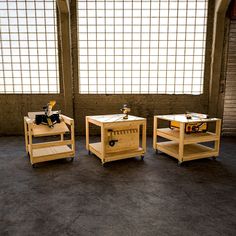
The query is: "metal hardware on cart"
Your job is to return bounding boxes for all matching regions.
[35,100,61,128]
[120,104,131,119]
[108,129,118,147]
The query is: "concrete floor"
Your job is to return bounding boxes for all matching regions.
[0,136,236,236]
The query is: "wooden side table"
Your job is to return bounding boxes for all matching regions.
[86,114,146,165]
[153,114,221,165]
[24,113,75,167]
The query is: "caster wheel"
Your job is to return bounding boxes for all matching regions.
[32,164,36,168]
[155,149,159,154]
[212,156,217,161]
[177,161,182,167]
[141,155,144,161]
[102,162,106,167]
[88,150,91,155]
[70,157,74,162]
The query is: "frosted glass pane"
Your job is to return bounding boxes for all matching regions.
[78,0,207,94]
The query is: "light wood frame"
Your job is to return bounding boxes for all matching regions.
[86,115,146,165]
[153,115,222,165]
[24,113,75,167]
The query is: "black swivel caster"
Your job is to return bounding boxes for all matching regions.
[177,161,182,167]
[32,164,36,168]
[141,155,144,161]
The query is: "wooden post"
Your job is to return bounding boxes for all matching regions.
[142,121,147,152]
[28,123,33,164]
[85,117,89,151]
[214,119,222,154]
[71,119,75,155]
[179,122,185,163]
[153,116,157,149]
[101,124,105,164]
[24,117,29,152]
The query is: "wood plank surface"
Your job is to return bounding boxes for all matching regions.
[156,114,219,123]
[156,128,218,144]
[87,114,145,124]
[157,141,218,161]
[32,145,72,158]
[32,122,69,136]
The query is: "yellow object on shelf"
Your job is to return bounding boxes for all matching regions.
[170,121,208,134]
[153,114,221,165]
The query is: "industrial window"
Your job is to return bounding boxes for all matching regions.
[77,0,208,94]
[0,0,59,94]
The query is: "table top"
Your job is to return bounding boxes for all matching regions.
[156,113,220,123]
[26,112,69,136]
[87,114,146,124]
[31,122,69,136]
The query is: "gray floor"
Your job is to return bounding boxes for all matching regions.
[0,136,236,236]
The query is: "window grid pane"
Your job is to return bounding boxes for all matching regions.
[0,0,59,94]
[78,0,208,94]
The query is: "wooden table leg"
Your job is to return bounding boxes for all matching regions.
[71,119,75,155]
[142,121,147,153]
[214,119,222,155]
[101,124,105,165]
[153,116,157,150]
[28,123,33,165]
[178,122,185,164]
[85,117,89,151]
[24,118,29,153]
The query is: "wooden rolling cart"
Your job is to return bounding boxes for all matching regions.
[86,114,146,165]
[153,114,221,165]
[24,113,75,167]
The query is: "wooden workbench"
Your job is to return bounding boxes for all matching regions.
[86,114,146,165]
[24,113,75,167]
[153,114,221,165]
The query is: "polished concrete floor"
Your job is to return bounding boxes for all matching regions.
[0,136,236,236]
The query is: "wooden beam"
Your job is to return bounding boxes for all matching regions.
[56,0,70,14]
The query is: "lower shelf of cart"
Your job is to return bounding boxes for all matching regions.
[156,128,218,144]
[156,141,218,161]
[89,142,144,161]
[32,145,73,158]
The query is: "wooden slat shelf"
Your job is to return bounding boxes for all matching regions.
[32,123,69,137]
[32,145,72,158]
[157,128,218,144]
[89,142,144,163]
[89,143,102,158]
[157,141,218,161]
